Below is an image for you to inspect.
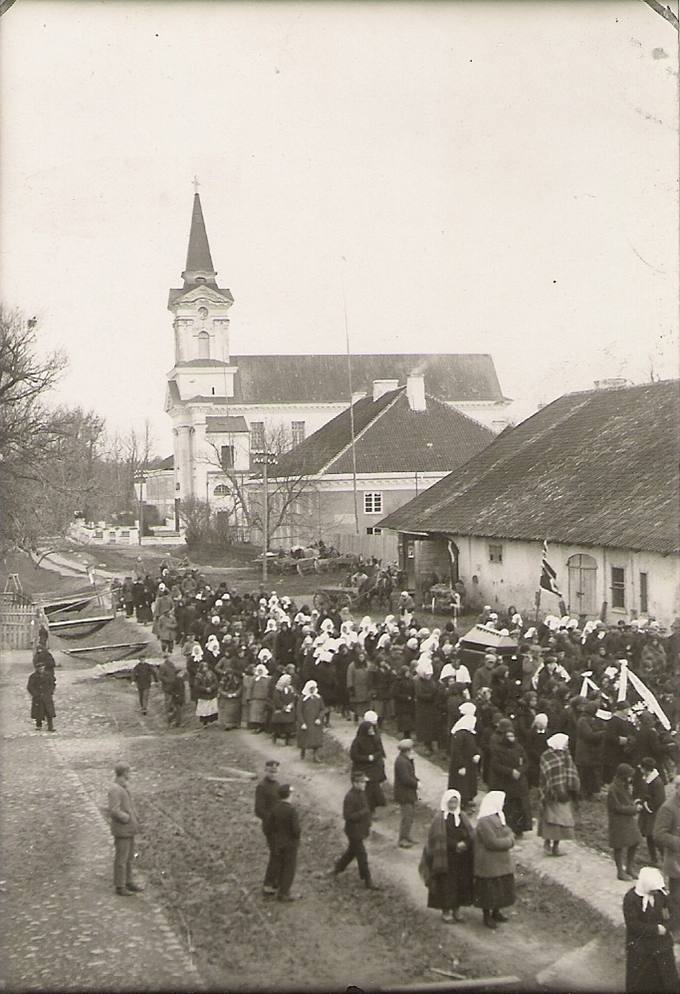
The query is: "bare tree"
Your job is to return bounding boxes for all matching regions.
[642,0,679,31]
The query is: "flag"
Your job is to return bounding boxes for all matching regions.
[540,540,563,598]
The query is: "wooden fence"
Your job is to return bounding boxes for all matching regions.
[326,531,399,563]
[0,603,37,650]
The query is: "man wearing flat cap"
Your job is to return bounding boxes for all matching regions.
[255,759,281,895]
[331,772,380,889]
[394,739,419,848]
[107,762,143,897]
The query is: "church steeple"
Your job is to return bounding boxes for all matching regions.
[181,191,218,287]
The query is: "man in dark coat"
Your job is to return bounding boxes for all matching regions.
[131,659,158,715]
[27,662,56,732]
[603,704,636,784]
[654,774,680,937]
[254,759,281,896]
[331,772,380,889]
[575,701,605,799]
[394,739,419,848]
[268,784,302,901]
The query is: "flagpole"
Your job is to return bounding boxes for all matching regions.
[341,261,360,537]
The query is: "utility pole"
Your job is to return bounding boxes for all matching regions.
[253,451,277,583]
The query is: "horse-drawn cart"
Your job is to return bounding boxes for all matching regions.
[313,585,357,613]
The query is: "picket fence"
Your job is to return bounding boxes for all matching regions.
[0,602,37,649]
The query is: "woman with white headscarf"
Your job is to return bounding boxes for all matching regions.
[270,672,298,746]
[622,866,678,992]
[448,713,481,808]
[473,790,516,929]
[297,680,326,762]
[247,663,271,732]
[538,733,581,857]
[414,656,438,754]
[420,789,474,923]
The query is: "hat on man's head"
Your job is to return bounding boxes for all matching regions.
[397,739,414,751]
[351,771,369,783]
[264,759,280,770]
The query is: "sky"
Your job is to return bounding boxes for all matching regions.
[1,0,678,455]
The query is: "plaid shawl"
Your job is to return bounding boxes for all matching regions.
[539,747,580,803]
[422,811,473,877]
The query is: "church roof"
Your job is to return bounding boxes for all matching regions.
[183,193,216,280]
[378,379,680,555]
[274,388,494,477]
[228,354,507,404]
[205,416,249,434]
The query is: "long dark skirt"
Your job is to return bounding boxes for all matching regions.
[504,795,533,834]
[366,782,386,811]
[427,851,474,911]
[474,873,515,910]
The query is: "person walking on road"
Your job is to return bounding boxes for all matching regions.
[107,762,143,897]
[394,739,419,848]
[255,759,281,896]
[538,733,580,858]
[131,658,158,715]
[331,772,381,890]
[268,784,302,902]
[654,773,680,940]
[607,763,643,881]
[27,661,56,732]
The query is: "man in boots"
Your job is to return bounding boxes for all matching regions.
[268,784,302,901]
[331,772,380,890]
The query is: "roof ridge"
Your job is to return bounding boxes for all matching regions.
[320,388,405,475]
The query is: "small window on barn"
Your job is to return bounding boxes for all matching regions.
[366,527,382,535]
[611,566,626,609]
[364,492,383,515]
[488,543,503,564]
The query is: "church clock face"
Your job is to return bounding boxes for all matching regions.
[198,306,209,319]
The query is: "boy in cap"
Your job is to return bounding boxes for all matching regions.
[394,739,419,847]
[255,759,281,895]
[331,772,380,889]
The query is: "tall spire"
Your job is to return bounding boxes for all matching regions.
[181,191,217,287]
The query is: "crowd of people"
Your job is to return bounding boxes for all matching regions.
[33,556,680,990]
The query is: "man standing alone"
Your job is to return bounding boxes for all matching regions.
[268,784,302,902]
[255,759,281,896]
[107,762,143,897]
[332,772,381,890]
[394,739,419,848]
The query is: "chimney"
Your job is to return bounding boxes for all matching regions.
[351,390,366,405]
[406,373,426,412]
[372,379,399,402]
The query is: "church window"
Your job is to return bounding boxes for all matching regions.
[291,421,306,446]
[220,445,234,470]
[197,331,210,359]
[250,422,265,451]
[364,492,383,515]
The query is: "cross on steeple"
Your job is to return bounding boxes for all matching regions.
[192,174,200,194]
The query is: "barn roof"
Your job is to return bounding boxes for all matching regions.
[378,379,680,555]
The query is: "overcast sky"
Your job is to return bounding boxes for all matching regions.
[1,0,677,454]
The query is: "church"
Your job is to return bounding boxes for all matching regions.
[158,191,511,531]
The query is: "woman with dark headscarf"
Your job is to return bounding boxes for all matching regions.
[349,716,387,815]
[538,733,580,857]
[421,789,474,923]
[607,763,643,880]
[623,866,679,992]
[488,718,532,837]
[217,660,243,730]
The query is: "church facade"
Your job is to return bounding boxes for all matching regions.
[164,191,511,529]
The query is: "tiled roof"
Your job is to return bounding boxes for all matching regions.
[274,388,494,477]
[378,380,680,555]
[228,354,506,404]
[205,416,249,434]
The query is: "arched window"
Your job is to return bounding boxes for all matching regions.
[214,484,230,496]
[197,331,210,360]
